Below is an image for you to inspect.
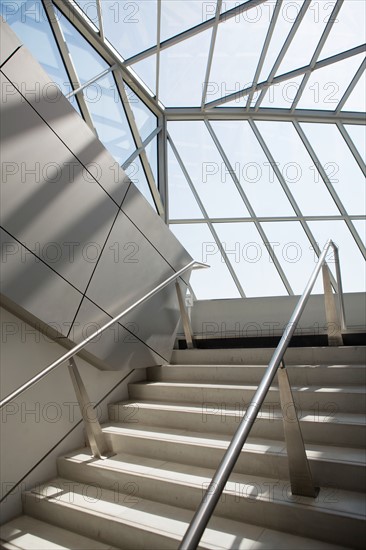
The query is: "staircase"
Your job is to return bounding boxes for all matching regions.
[1,346,365,549]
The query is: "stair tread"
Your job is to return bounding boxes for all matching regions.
[101,422,366,465]
[23,478,356,548]
[131,381,366,393]
[0,515,117,549]
[62,446,366,481]
[111,399,366,425]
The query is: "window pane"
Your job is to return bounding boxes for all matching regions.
[167,142,204,220]
[213,222,288,296]
[256,121,339,215]
[319,0,366,61]
[261,75,304,109]
[125,84,157,142]
[297,53,364,110]
[300,123,366,215]
[161,0,206,42]
[145,136,158,186]
[261,221,323,294]
[83,74,136,166]
[208,2,270,104]
[210,121,295,216]
[170,224,240,299]
[159,28,211,107]
[344,125,366,164]
[352,220,366,248]
[342,70,366,113]
[168,121,250,218]
[1,0,78,108]
[132,55,157,96]
[101,0,157,60]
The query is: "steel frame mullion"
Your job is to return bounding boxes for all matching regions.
[114,69,165,217]
[336,122,366,176]
[54,0,163,117]
[254,0,311,110]
[290,0,344,112]
[246,0,283,111]
[294,121,366,259]
[96,0,104,41]
[205,44,366,109]
[167,133,246,297]
[165,107,365,124]
[158,116,169,223]
[249,119,335,284]
[124,0,268,66]
[65,64,116,98]
[205,120,294,295]
[201,0,222,109]
[336,58,366,113]
[169,215,366,224]
[122,126,162,170]
[156,0,161,101]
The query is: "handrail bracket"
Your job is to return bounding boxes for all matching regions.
[278,361,318,498]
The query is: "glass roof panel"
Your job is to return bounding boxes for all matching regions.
[161,0,206,42]
[296,53,364,110]
[209,121,295,216]
[318,0,366,61]
[0,0,78,108]
[342,70,366,112]
[276,1,337,76]
[132,55,157,96]
[56,5,108,82]
[168,142,204,220]
[300,122,366,216]
[258,0,304,82]
[260,74,304,108]
[83,73,136,166]
[145,136,159,185]
[101,0,157,60]
[213,222,288,296]
[208,1,271,104]
[353,220,366,247]
[255,121,339,215]
[344,125,366,164]
[260,221,324,294]
[125,157,156,210]
[124,84,157,141]
[168,121,250,218]
[307,220,366,292]
[170,224,241,299]
[159,28,211,106]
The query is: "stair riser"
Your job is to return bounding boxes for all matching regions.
[102,432,363,492]
[22,494,177,550]
[148,365,366,386]
[23,483,365,549]
[128,384,365,414]
[109,404,365,448]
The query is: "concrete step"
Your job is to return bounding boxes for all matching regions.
[171,346,366,366]
[0,515,117,549]
[22,477,355,549]
[108,399,366,449]
[128,381,366,414]
[148,364,366,386]
[100,422,365,492]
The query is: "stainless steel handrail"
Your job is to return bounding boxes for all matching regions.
[179,239,345,549]
[0,260,208,409]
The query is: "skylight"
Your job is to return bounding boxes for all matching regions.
[1,0,365,299]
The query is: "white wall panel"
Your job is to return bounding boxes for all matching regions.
[0,16,20,66]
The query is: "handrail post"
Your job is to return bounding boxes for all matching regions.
[322,263,343,346]
[68,358,111,459]
[175,280,194,349]
[277,361,318,497]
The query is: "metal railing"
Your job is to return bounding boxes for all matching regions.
[0,259,208,456]
[179,239,346,549]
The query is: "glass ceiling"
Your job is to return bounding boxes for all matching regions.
[1,0,365,299]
